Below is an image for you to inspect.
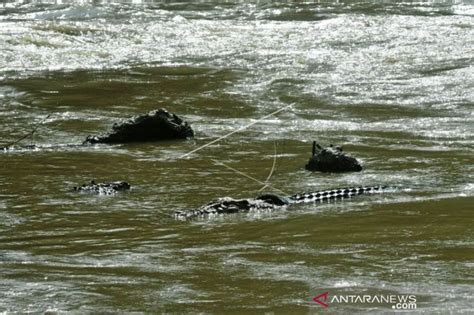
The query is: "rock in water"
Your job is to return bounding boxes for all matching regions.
[84,108,194,144]
[305,141,362,172]
[73,181,131,195]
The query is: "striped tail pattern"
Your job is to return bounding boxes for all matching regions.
[289,186,386,204]
[174,185,388,219]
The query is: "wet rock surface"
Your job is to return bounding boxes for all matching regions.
[73,181,131,195]
[305,141,362,173]
[84,108,194,144]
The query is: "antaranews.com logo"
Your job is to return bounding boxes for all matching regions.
[312,291,417,310]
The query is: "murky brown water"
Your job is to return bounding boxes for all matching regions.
[1,1,473,313]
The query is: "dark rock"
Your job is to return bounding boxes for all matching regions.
[73,180,131,195]
[84,108,193,144]
[305,141,362,172]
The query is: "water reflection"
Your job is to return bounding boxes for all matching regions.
[1,0,471,7]
[0,0,472,313]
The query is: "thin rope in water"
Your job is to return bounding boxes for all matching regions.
[1,114,51,149]
[178,103,293,159]
[258,141,277,192]
[211,159,288,195]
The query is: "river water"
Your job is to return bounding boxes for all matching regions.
[0,0,473,313]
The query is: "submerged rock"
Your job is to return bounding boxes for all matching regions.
[305,141,362,172]
[73,180,131,195]
[84,108,194,144]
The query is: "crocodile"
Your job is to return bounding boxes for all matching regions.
[174,185,386,219]
[73,180,131,195]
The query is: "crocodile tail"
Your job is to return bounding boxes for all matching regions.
[289,185,386,204]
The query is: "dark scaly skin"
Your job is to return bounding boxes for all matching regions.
[73,181,131,195]
[174,185,386,219]
[289,186,385,204]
